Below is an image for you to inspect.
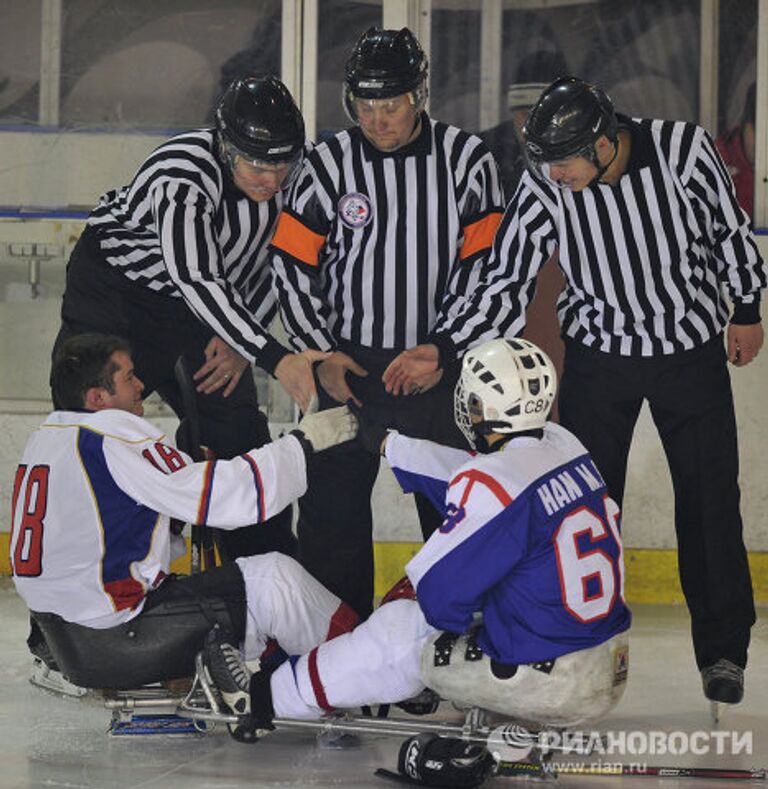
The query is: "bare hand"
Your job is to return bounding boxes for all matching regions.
[382,344,442,395]
[727,323,763,367]
[275,349,332,412]
[193,337,250,397]
[317,351,368,406]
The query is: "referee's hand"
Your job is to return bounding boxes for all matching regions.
[275,349,331,412]
[383,344,441,396]
[727,323,763,367]
[316,351,368,406]
[194,336,249,397]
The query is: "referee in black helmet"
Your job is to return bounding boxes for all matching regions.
[53,76,327,561]
[403,76,766,706]
[271,28,504,618]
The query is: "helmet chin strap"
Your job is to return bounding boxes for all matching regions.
[587,135,619,187]
[473,424,545,453]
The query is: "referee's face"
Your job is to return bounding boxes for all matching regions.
[545,156,596,192]
[354,94,421,152]
[232,158,291,202]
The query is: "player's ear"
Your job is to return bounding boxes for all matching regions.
[83,386,109,411]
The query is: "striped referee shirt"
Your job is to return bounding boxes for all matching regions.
[88,129,289,372]
[270,114,504,352]
[444,115,766,357]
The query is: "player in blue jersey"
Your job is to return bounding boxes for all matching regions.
[202,338,631,755]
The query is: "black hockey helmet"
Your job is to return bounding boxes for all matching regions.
[343,27,428,121]
[215,75,305,178]
[523,76,617,172]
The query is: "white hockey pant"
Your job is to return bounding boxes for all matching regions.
[236,553,357,662]
[271,600,435,719]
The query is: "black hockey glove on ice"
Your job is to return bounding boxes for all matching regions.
[391,733,495,787]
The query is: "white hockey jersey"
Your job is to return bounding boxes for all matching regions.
[11,409,306,628]
[388,423,631,664]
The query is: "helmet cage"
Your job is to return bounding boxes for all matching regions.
[525,141,600,188]
[216,134,304,191]
[342,81,428,124]
[454,338,557,449]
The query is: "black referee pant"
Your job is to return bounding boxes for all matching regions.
[558,336,755,671]
[51,226,295,561]
[297,341,469,619]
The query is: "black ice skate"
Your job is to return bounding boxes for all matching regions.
[701,658,744,704]
[202,626,276,743]
[203,626,252,715]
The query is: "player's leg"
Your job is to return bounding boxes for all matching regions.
[205,597,432,724]
[235,553,359,661]
[558,340,643,506]
[272,599,432,718]
[648,338,754,696]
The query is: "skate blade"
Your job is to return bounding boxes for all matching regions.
[29,659,88,698]
[110,714,203,736]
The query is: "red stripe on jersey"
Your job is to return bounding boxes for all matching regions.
[195,460,216,525]
[325,601,359,640]
[307,647,333,712]
[241,453,265,522]
[449,469,513,508]
[459,211,503,261]
[104,577,145,611]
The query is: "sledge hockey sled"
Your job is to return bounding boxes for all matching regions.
[100,652,602,779]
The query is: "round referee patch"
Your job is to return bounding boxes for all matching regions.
[338,192,372,229]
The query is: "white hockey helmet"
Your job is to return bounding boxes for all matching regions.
[454,338,557,447]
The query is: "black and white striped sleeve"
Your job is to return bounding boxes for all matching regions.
[434,174,559,356]
[685,127,766,323]
[430,138,505,340]
[151,181,289,372]
[270,163,337,352]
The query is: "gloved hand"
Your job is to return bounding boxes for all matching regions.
[291,405,357,454]
[346,400,389,455]
[397,733,495,787]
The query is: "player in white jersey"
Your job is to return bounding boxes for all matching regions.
[11,334,358,690]
[202,338,631,761]
[53,75,325,563]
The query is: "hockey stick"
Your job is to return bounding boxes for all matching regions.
[173,355,217,573]
[496,759,767,781]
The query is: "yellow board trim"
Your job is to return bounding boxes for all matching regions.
[372,543,768,606]
[2,533,766,606]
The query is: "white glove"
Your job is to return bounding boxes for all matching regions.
[292,405,358,453]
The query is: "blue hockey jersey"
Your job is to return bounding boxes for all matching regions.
[388,423,631,664]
